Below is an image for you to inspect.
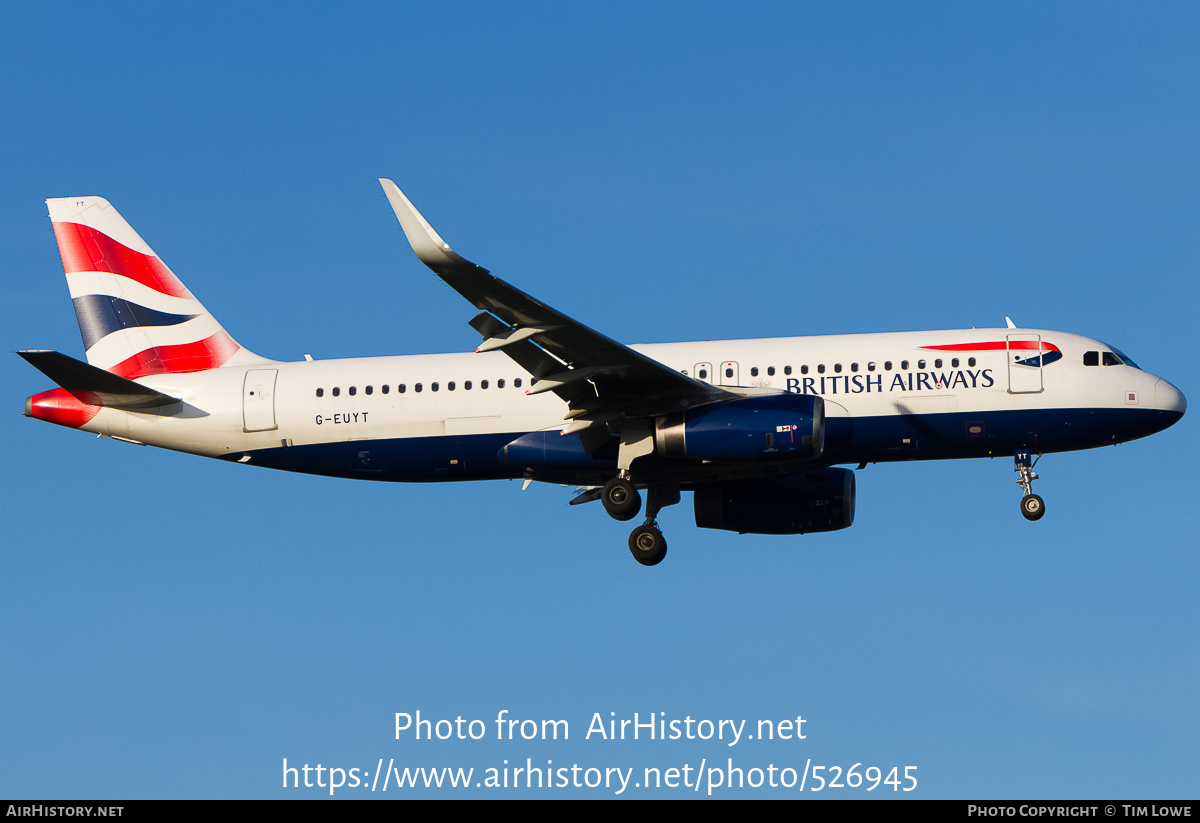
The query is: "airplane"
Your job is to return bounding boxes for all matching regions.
[20,180,1187,566]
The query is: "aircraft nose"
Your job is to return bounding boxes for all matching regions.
[1155,378,1186,417]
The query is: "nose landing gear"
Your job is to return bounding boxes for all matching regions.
[1014,449,1045,521]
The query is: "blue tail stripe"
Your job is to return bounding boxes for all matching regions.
[71,295,199,350]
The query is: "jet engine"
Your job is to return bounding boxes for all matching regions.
[656,393,824,462]
[693,468,855,535]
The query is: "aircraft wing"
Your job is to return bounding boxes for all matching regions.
[380,179,734,446]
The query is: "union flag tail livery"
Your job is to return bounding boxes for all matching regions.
[21,181,1187,566]
[47,195,266,378]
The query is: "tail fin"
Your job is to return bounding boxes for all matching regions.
[47,196,269,378]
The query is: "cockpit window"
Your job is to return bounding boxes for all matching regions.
[1101,344,1141,369]
[1108,346,1140,369]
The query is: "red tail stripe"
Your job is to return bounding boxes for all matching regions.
[921,341,1062,354]
[108,331,241,379]
[52,221,194,300]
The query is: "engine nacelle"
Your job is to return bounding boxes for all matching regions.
[499,430,616,469]
[656,393,825,462]
[693,468,855,535]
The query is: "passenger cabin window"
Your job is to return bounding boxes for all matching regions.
[332,387,340,397]
[382,385,389,394]
[365,385,373,395]
[315,388,323,397]
[349,386,357,396]
[767,366,776,376]
[515,378,523,388]
[801,365,809,374]
[968,357,976,367]
[751,367,759,377]
[398,384,406,393]
[784,366,792,375]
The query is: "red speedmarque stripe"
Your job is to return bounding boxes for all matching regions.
[52,221,194,300]
[921,341,1062,354]
[108,331,241,379]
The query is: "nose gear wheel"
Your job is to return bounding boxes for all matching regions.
[1014,450,1046,521]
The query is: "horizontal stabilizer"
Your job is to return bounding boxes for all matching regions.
[18,350,179,409]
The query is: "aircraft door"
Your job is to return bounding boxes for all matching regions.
[693,362,713,384]
[243,369,279,432]
[1006,334,1044,394]
[719,361,740,386]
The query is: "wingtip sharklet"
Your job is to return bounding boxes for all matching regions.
[379,178,470,271]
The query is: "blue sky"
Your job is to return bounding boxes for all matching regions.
[2,2,1197,798]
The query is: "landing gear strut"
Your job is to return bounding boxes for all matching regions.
[626,484,679,567]
[605,422,678,565]
[1014,449,1045,521]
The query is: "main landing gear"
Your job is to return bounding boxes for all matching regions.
[629,524,667,567]
[601,475,678,566]
[1014,449,1045,521]
[601,475,641,521]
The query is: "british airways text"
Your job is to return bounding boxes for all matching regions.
[786,369,994,395]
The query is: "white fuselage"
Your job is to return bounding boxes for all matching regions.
[65,327,1183,484]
